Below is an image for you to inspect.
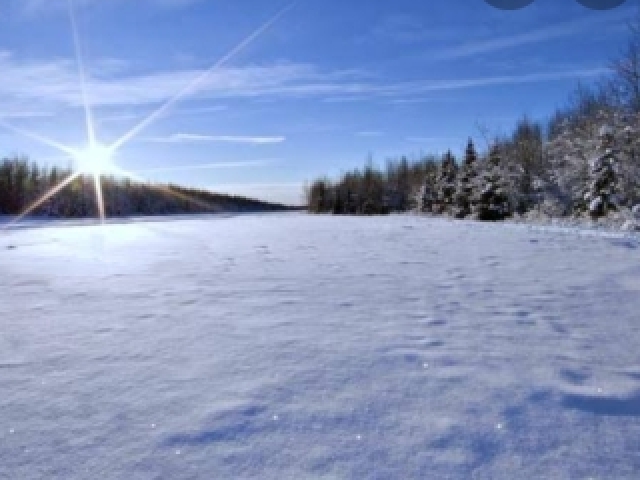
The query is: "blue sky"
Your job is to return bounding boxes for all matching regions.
[0,0,635,205]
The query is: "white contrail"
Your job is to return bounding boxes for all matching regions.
[109,2,297,152]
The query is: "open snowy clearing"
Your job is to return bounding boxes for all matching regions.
[1,213,640,479]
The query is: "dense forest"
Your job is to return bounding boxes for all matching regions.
[306,14,640,230]
[0,161,296,218]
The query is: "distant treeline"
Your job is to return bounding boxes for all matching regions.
[0,160,296,218]
[306,111,639,221]
[307,14,640,222]
[306,156,436,215]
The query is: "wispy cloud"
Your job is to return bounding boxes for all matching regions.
[406,136,460,144]
[175,105,229,115]
[322,95,372,103]
[0,51,610,113]
[147,133,286,144]
[133,159,275,173]
[143,0,204,7]
[391,68,610,94]
[431,10,633,61]
[97,104,228,124]
[0,110,54,119]
[20,0,204,15]
[362,13,463,46]
[0,56,354,108]
[356,131,384,137]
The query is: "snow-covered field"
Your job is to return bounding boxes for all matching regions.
[1,213,640,479]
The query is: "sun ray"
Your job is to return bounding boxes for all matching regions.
[67,0,96,146]
[151,183,220,213]
[109,165,220,212]
[0,120,78,158]
[3,172,81,230]
[93,174,106,222]
[109,2,297,153]
[68,0,106,223]
[2,2,295,228]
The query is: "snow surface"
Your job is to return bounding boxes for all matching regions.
[1,213,640,479]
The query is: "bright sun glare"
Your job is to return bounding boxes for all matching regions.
[73,144,114,175]
[0,0,294,227]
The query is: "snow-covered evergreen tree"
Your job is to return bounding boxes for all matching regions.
[453,138,478,218]
[584,126,619,218]
[433,150,458,215]
[473,146,512,221]
[421,182,435,213]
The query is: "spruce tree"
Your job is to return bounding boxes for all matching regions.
[421,181,435,213]
[473,145,512,221]
[453,138,478,218]
[433,150,458,215]
[584,126,619,218]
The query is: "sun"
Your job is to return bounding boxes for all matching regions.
[0,0,294,228]
[73,143,115,175]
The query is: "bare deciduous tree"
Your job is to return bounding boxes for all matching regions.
[611,12,640,112]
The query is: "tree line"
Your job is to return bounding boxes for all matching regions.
[306,13,640,222]
[0,160,295,218]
